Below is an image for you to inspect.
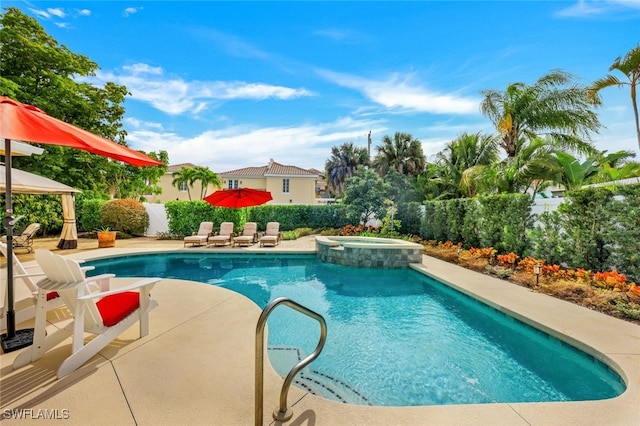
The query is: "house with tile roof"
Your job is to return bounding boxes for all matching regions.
[147,160,325,205]
[219,159,320,204]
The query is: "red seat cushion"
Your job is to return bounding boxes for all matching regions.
[46,291,59,301]
[95,291,140,327]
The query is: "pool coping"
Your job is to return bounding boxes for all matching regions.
[1,243,639,425]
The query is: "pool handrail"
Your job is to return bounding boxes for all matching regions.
[255,297,327,425]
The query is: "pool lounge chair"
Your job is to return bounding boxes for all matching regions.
[259,222,281,247]
[183,222,213,247]
[0,223,40,253]
[208,222,235,247]
[233,222,258,247]
[13,249,160,379]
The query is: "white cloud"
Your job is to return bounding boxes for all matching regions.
[123,63,163,75]
[126,117,385,171]
[194,28,270,60]
[47,8,65,18]
[317,69,479,115]
[29,8,52,19]
[556,0,640,17]
[94,64,314,115]
[123,7,142,17]
[78,9,91,16]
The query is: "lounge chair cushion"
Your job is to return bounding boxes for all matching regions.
[259,222,280,246]
[184,235,208,244]
[96,291,140,327]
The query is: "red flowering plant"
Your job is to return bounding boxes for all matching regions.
[468,247,497,263]
[497,252,519,269]
[592,270,628,291]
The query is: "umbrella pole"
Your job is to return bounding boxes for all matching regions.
[1,138,35,353]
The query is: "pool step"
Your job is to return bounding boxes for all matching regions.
[268,346,372,405]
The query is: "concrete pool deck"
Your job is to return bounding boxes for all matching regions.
[1,236,639,425]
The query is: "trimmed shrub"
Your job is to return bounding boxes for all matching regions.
[100,199,149,235]
[79,199,106,232]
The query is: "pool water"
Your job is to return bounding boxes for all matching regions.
[87,253,625,406]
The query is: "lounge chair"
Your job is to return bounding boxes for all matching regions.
[208,222,235,247]
[233,222,258,247]
[0,223,40,253]
[259,222,281,247]
[0,241,66,331]
[183,222,213,247]
[13,249,160,379]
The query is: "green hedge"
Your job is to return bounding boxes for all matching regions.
[78,199,106,232]
[530,184,640,281]
[164,202,351,236]
[421,193,533,254]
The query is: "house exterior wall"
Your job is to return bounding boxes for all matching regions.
[221,177,266,191]
[147,173,217,203]
[266,176,316,204]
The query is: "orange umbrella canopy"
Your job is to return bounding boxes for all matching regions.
[204,188,273,209]
[0,96,162,350]
[0,96,162,166]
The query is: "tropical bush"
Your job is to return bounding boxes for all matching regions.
[78,199,106,232]
[6,194,63,235]
[100,199,149,235]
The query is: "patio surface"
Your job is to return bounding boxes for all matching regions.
[1,236,639,425]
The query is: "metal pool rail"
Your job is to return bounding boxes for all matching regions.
[255,297,327,425]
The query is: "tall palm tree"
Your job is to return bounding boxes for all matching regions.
[171,166,197,200]
[588,44,640,150]
[481,70,600,162]
[479,137,556,197]
[325,142,369,195]
[432,132,499,198]
[373,132,426,177]
[191,165,221,199]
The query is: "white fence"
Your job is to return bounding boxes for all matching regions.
[144,203,169,236]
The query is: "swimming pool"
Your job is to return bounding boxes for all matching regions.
[87,253,625,406]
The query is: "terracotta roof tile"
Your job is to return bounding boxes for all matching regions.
[220,160,318,177]
[167,163,197,173]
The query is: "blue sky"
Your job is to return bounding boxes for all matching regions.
[5,1,640,172]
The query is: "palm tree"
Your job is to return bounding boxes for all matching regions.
[191,165,221,199]
[372,132,426,177]
[434,132,499,198]
[481,70,600,162]
[479,137,556,197]
[588,44,640,150]
[325,142,369,195]
[171,166,197,200]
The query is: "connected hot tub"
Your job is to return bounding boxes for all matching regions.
[315,236,424,268]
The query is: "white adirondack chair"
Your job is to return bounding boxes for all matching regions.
[13,249,160,379]
[0,242,65,330]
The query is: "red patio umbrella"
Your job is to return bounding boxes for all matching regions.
[1,96,163,352]
[204,187,273,209]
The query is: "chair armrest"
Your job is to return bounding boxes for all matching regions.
[86,273,115,292]
[77,277,161,301]
[14,271,45,279]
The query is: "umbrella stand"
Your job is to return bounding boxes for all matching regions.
[1,138,35,353]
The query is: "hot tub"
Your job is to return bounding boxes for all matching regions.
[315,236,424,268]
